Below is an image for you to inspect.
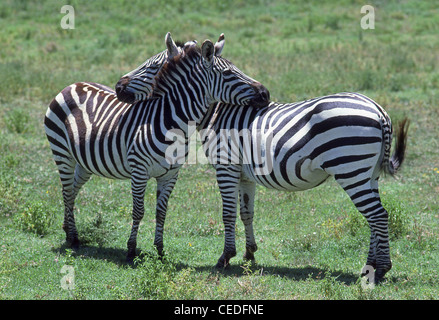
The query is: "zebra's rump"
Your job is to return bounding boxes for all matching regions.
[45,82,134,179]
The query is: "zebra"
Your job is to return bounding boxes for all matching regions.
[44,32,270,262]
[116,39,409,282]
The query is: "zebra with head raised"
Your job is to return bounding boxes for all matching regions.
[44,33,270,261]
[117,38,409,282]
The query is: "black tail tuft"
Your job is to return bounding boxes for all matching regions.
[389,118,410,175]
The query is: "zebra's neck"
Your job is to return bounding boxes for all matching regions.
[150,56,211,130]
[124,85,211,150]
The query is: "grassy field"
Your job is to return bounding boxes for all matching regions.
[1,0,438,300]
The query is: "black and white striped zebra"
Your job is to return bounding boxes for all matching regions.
[117,39,409,281]
[198,96,408,282]
[44,33,270,261]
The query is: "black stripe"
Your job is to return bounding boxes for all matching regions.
[321,153,377,169]
[341,177,371,191]
[355,196,379,208]
[334,166,372,180]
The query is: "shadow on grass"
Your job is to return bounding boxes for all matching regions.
[186,263,362,285]
[52,242,128,266]
[52,243,396,285]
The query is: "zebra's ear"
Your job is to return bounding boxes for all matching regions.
[201,39,215,66]
[165,32,180,59]
[214,33,225,57]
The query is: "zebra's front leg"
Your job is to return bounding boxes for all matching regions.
[239,180,258,261]
[127,168,149,262]
[153,172,179,257]
[215,165,240,269]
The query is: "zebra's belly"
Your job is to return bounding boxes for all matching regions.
[70,143,132,180]
[241,159,330,192]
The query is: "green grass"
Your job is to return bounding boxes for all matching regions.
[1,0,439,300]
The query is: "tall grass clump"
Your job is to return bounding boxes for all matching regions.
[131,252,178,299]
[13,200,55,236]
[383,198,409,240]
[77,212,114,247]
[3,109,30,134]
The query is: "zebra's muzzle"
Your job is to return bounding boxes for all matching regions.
[249,82,270,108]
[115,76,137,104]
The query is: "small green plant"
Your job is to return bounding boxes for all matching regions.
[384,199,409,240]
[78,212,112,247]
[63,248,75,266]
[345,213,368,237]
[14,201,54,236]
[4,109,30,134]
[0,175,22,217]
[240,259,261,277]
[131,251,177,299]
[321,217,345,240]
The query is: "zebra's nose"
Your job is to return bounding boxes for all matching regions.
[115,76,136,104]
[250,82,270,108]
[259,85,270,102]
[115,76,129,96]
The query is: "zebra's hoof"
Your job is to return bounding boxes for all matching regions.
[243,251,255,261]
[243,244,258,261]
[126,256,136,266]
[215,255,230,269]
[72,241,80,250]
[215,251,236,269]
[126,248,138,265]
[375,268,391,284]
[154,244,164,258]
[67,238,80,250]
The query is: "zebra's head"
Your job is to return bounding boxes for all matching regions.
[115,33,196,104]
[116,33,270,108]
[194,35,270,108]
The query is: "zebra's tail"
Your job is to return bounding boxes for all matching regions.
[382,117,410,176]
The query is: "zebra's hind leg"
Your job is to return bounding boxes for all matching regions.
[239,180,258,261]
[336,176,392,283]
[153,172,179,257]
[59,162,78,248]
[126,167,149,263]
[69,165,92,246]
[61,164,92,249]
[55,159,85,249]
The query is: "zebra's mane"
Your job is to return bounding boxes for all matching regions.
[151,45,201,97]
[174,40,185,47]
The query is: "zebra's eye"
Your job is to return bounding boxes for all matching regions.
[223,68,233,76]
